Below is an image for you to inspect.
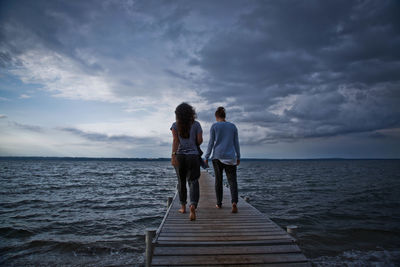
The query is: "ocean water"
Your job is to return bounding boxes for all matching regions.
[1,159,399,266]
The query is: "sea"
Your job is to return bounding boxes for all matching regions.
[1,158,399,266]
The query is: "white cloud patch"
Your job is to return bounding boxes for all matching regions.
[268,94,298,116]
[0,120,171,157]
[19,94,31,99]
[11,49,120,102]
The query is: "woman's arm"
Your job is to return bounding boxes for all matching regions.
[197,132,203,145]
[204,125,215,160]
[234,125,240,165]
[171,128,179,167]
[196,121,203,145]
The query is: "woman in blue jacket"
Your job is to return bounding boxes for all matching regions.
[204,107,240,213]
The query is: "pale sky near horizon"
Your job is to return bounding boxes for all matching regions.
[1,0,399,158]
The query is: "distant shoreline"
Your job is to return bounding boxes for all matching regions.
[0,156,398,161]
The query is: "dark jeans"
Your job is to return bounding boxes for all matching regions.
[212,159,238,205]
[175,154,200,208]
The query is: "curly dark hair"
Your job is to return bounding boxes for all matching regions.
[175,102,196,139]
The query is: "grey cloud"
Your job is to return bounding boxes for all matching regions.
[60,127,168,146]
[0,52,13,68]
[368,132,388,139]
[0,0,192,81]
[0,114,7,119]
[9,121,43,132]
[164,69,189,81]
[193,0,400,142]
[285,92,345,121]
[279,82,400,140]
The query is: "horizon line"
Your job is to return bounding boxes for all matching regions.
[0,156,399,161]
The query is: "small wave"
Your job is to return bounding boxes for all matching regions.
[52,240,143,254]
[4,238,144,253]
[312,249,400,266]
[0,227,34,238]
[1,199,48,209]
[1,239,145,265]
[78,171,115,176]
[133,215,164,224]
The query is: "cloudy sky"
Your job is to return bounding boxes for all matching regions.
[0,0,399,158]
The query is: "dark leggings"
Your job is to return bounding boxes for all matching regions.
[212,159,238,206]
[175,154,200,208]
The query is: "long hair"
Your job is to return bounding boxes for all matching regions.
[175,102,196,138]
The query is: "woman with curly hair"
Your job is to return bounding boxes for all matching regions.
[171,102,203,221]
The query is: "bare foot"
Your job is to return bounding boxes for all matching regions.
[232,203,238,213]
[216,204,222,209]
[189,205,196,221]
[178,205,186,214]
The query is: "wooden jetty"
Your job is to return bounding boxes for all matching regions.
[147,171,309,266]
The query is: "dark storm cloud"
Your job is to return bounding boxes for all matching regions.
[192,0,400,142]
[1,1,89,56]
[0,0,192,76]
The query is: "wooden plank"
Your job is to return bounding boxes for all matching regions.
[159,229,282,234]
[163,218,275,223]
[160,230,282,234]
[152,253,308,265]
[165,216,270,220]
[223,264,310,267]
[153,263,310,267]
[165,219,274,226]
[159,229,283,234]
[162,223,277,228]
[165,219,272,223]
[159,231,282,236]
[165,220,272,223]
[153,244,301,256]
[162,226,281,233]
[161,225,279,229]
[167,214,268,218]
[161,224,279,228]
[156,239,295,246]
[157,234,292,242]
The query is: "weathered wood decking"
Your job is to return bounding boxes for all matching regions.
[151,171,309,266]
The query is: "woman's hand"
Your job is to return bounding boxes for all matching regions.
[171,155,178,167]
[171,128,179,167]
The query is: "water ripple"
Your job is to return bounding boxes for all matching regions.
[1,159,399,266]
